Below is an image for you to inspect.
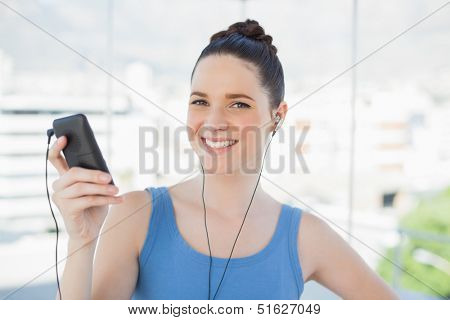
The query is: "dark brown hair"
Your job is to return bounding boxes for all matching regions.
[190,19,285,109]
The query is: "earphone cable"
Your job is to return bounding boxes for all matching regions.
[201,129,277,300]
[200,162,213,300]
[46,129,62,300]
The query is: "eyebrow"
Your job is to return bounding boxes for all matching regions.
[190,91,255,102]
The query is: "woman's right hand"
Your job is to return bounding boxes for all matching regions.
[48,135,124,245]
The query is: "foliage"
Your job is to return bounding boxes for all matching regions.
[377,187,450,298]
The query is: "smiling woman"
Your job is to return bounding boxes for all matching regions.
[49,19,398,300]
[187,48,287,173]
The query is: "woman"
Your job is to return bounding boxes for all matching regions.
[48,19,398,300]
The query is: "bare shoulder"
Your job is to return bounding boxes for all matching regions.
[300,210,327,230]
[296,210,331,282]
[299,210,338,245]
[297,210,398,299]
[298,210,356,280]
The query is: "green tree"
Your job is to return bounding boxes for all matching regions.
[377,186,450,298]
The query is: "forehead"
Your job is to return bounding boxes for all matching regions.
[191,54,263,98]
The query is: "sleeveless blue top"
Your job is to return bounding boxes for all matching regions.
[131,186,304,300]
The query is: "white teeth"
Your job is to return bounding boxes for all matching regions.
[204,139,237,149]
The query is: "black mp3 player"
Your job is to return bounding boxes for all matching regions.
[52,113,115,186]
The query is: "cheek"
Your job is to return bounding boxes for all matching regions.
[229,112,262,138]
[236,111,267,140]
[186,110,201,135]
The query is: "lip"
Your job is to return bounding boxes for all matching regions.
[200,137,238,154]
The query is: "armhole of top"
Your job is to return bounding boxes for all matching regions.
[288,206,304,299]
[138,186,160,269]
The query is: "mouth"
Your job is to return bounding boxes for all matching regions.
[200,137,239,154]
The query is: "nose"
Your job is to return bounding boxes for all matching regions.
[203,107,229,131]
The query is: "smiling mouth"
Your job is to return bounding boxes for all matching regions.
[200,137,238,154]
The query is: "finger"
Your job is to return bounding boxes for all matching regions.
[59,182,119,199]
[48,136,70,175]
[53,166,112,191]
[70,195,124,212]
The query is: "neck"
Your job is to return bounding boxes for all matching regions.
[193,170,266,218]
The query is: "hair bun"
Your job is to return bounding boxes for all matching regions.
[210,19,277,55]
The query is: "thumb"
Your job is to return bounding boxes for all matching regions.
[48,135,70,175]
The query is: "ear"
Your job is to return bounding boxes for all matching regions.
[272,101,288,131]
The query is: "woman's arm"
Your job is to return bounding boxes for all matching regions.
[58,190,151,299]
[301,212,399,299]
[91,190,152,299]
[57,237,97,299]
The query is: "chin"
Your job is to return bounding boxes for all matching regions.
[198,157,240,175]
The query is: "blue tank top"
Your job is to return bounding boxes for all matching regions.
[131,186,304,300]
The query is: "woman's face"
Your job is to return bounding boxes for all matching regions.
[187,54,282,175]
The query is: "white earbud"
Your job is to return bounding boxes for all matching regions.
[273,113,282,133]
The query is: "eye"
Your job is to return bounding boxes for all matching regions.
[190,99,208,106]
[230,102,251,109]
